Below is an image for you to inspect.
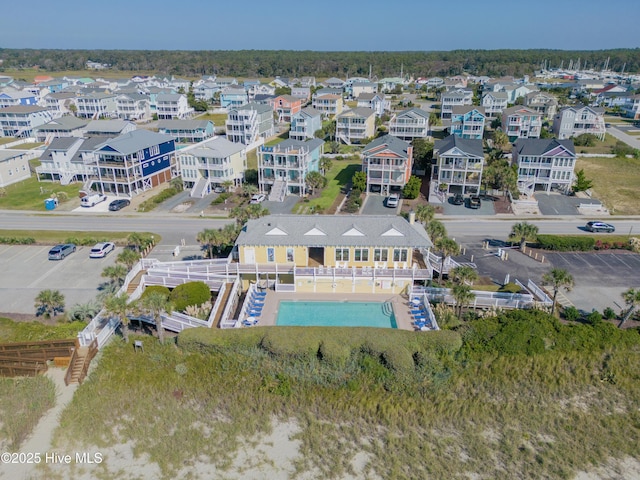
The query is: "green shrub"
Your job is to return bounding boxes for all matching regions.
[318,339,351,367]
[537,234,595,251]
[0,236,36,245]
[139,285,171,300]
[177,326,265,352]
[603,307,617,320]
[211,192,231,205]
[563,306,581,322]
[261,327,324,359]
[402,175,422,200]
[499,282,522,293]
[381,347,414,372]
[586,310,603,326]
[169,281,211,312]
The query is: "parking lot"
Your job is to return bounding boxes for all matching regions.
[361,194,400,215]
[0,244,120,315]
[441,194,496,216]
[535,192,602,216]
[454,239,640,314]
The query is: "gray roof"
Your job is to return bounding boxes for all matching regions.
[234,102,272,114]
[362,134,412,158]
[298,107,322,118]
[0,105,47,113]
[0,150,29,162]
[97,129,174,155]
[451,105,486,115]
[502,106,540,117]
[34,116,88,131]
[396,107,430,119]
[42,137,82,156]
[434,135,484,158]
[513,138,576,156]
[85,120,134,134]
[235,215,432,249]
[156,93,184,101]
[268,138,324,153]
[45,92,78,100]
[157,119,213,130]
[187,137,245,158]
[482,91,508,100]
[337,107,375,119]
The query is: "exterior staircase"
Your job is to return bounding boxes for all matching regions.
[64,339,98,385]
[269,179,287,202]
[60,171,75,186]
[191,176,210,198]
[127,270,146,294]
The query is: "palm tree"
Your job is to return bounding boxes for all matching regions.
[509,221,539,249]
[104,293,131,343]
[221,180,234,192]
[426,220,447,244]
[450,265,479,286]
[34,289,65,318]
[451,284,476,319]
[621,288,640,326]
[67,301,101,322]
[542,268,574,317]
[127,232,146,253]
[138,291,174,343]
[101,264,129,288]
[117,248,141,269]
[415,204,435,225]
[319,157,333,175]
[434,237,460,285]
[196,228,218,258]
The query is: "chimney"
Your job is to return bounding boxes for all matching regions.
[409,210,415,225]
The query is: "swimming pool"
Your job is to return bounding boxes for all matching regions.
[276,301,397,328]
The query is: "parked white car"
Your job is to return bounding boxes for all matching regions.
[89,242,115,258]
[250,194,266,204]
[81,193,107,207]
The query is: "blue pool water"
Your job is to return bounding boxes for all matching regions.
[276,301,397,328]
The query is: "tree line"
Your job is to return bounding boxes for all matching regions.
[1,48,639,78]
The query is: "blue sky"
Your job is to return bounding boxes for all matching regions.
[2,0,639,51]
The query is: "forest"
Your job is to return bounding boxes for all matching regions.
[1,48,638,78]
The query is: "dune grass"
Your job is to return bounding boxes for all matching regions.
[51,313,640,479]
[0,230,156,246]
[0,317,85,343]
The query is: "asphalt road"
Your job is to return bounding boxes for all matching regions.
[607,126,640,150]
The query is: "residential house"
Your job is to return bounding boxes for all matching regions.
[157,119,215,143]
[0,150,32,187]
[250,83,276,99]
[234,214,432,292]
[290,87,311,102]
[501,106,542,141]
[193,82,219,102]
[0,89,38,108]
[42,92,78,117]
[449,106,486,140]
[33,116,89,143]
[481,91,508,118]
[147,87,175,114]
[213,77,238,89]
[178,137,247,197]
[225,103,275,145]
[257,138,324,199]
[312,91,344,118]
[75,92,118,119]
[379,77,405,93]
[335,108,376,145]
[116,93,151,121]
[524,91,558,119]
[622,94,640,120]
[361,135,413,195]
[271,95,303,123]
[322,77,345,89]
[0,106,53,137]
[440,89,473,120]
[356,93,390,117]
[432,134,484,196]
[298,77,316,88]
[512,138,576,194]
[90,129,177,197]
[388,108,430,141]
[502,84,538,103]
[350,81,378,99]
[35,137,99,184]
[156,93,193,120]
[552,105,606,141]
[220,86,249,109]
[289,107,322,141]
[84,120,136,137]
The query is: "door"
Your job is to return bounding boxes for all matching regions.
[244,248,255,264]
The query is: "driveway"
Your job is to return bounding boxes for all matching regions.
[361,194,400,215]
[441,194,496,216]
[535,192,602,216]
[0,244,120,315]
[263,196,299,215]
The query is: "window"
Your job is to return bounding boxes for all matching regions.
[286,248,294,262]
[354,248,369,262]
[335,248,349,261]
[393,249,408,262]
[267,248,275,263]
[374,249,388,262]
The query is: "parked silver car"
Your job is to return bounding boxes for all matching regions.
[48,243,76,260]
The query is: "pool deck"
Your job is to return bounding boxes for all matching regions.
[246,291,417,330]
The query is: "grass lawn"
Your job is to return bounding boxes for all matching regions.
[293,157,360,214]
[574,133,619,155]
[576,156,640,215]
[194,112,227,127]
[9,142,44,150]
[0,137,15,145]
[0,177,82,211]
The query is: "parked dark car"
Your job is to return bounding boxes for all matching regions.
[468,195,481,209]
[108,199,130,211]
[585,221,615,233]
[48,243,76,260]
[452,193,464,205]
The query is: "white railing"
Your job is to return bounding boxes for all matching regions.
[526,279,553,306]
[207,282,227,327]
[275,283,296,292]
[422,286,535,310]
[220,278,241,328]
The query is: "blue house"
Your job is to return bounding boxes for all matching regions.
[450,106,486,140]
[220,86,249,109]
[290,107,323,141]
[0,90,38,108]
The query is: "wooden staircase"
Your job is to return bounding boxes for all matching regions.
[64,339,98,386]
[127,270,146,294]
